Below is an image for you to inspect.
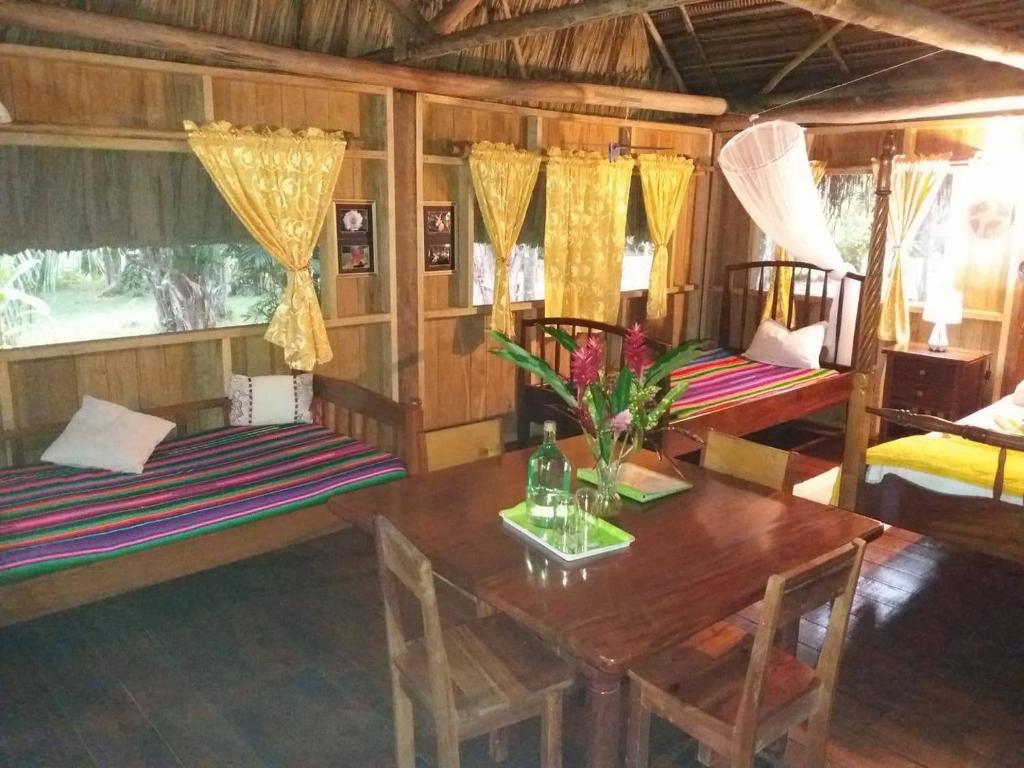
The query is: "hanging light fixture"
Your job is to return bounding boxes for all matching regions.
[0,98,10,124]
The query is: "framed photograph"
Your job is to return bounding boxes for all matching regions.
[336,201,375,274]
[424,202,456,273]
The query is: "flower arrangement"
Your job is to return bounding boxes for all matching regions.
[489,324,702,511]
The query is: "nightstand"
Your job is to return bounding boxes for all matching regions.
[880,343,991,441]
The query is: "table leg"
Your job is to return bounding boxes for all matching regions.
[581,664,623,768]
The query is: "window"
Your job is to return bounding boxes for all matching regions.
[904,173,954,303]
[471,173,656,305]
[0,146,312,349]
[755,172,874,274]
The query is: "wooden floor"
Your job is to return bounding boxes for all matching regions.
[2,526,1023,768]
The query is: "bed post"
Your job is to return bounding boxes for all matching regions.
[838,131,896,510]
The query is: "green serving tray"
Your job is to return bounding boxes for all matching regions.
[500,502,634,562]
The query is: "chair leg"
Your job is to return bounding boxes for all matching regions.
[540,690,564,768]
[435,726,461,768]
[624,682,651,768]
[392,684,416,768]
[803,700,834,768]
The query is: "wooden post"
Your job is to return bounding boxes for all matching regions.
[838,131,896,511]
[393,90,424,403]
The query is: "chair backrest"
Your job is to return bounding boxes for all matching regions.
[374,516,457,726]
[734,538,867,744]
[699,430,797,492]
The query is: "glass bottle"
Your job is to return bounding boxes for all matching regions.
[526,420,572,529]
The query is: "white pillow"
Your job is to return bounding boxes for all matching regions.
[229,373,314,426]
[1013,380,1024,407]
[744,319,827,370]
[42,396,175,474]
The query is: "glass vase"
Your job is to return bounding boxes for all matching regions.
[592,456,623,518]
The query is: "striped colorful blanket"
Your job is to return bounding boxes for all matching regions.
[0,424,407,584]
[670,348,837,421]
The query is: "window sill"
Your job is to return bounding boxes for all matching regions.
[424,285,696,320]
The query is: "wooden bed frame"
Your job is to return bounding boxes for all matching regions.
[0,376,425,626]
[516,261,864,457]
[858,407,1024,566]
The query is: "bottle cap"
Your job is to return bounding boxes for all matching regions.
[543,420,556,435]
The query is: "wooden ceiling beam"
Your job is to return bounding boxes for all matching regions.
[641,11,687,93]
[759,20,846,94]
[431,0,484,34]
[776,0,1024,71]
[378,0,437,39]
[398,0,680,62]
[751,91,1024,124]
[814,15,851,76]
[677,4,721,92]
[0,1,728,115]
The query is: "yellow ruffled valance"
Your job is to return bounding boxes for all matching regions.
[638,154,695,319]
[184,120,346,370]
[468,141,541,335]
[544,149,634,324]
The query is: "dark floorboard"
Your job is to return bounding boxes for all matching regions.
[2,526,1024,768]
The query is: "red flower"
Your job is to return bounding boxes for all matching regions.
[570,336,603,391]
[625,323,650,377]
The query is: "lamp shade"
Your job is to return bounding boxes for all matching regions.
[0,99,10,124]
[923,290,963,325]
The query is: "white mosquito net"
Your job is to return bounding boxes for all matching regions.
[719,120,859,365]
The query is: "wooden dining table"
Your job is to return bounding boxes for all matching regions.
[329,436,882,768]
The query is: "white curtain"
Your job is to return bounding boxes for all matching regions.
[719,121,847,276]
[720,120,858,365]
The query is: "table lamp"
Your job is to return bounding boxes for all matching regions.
[922,290,962,352]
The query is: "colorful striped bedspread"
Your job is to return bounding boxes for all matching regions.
[0,424,407,584]
[669,348,838,421]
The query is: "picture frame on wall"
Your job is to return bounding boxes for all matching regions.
[336,201,375,275]
[423,203,456,273]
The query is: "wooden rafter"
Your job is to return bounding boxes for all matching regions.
[759,20,846,95]
[494,0,528,80]
[642,12,687,93]
[397,0,681,62]
[431,0,484,34]
[0,3,728,115]
[777,0,1024,71]
[378,0,437,39]
[814,15,850,76]
[677,4,721,92]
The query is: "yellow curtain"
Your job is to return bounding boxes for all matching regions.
[544,149,635,323]
[184,120,345,370]
[468,142,541,336]
[762,160,828,323]
[878,153,952,344]
[638,154,695,319]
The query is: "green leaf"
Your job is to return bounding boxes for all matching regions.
[649,380,689,425]
[487,330,576,408]
[541,326,577,353]
[644,339,706,388]
[610,368,633,414]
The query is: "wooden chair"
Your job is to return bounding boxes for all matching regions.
[374,516,574,768]
[625,538,867,768]
[699,429,797,493]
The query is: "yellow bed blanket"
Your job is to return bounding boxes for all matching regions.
[865,432,1024,497]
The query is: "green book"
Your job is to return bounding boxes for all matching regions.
[577,463,692,503]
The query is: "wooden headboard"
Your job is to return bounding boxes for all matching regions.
[0,376,426,474]
[719,260,864,371]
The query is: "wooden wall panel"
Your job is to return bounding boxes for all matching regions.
[210,78,386,149]
[422,102,523,155]
[0,55,204,130]
[540,118,620,151]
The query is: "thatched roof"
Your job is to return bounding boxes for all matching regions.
[3,0,1024,119]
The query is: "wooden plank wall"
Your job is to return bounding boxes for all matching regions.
[418,97,713,431]
[0,47,395,463]
[707,119,1021,401]
[0,45,714,454]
